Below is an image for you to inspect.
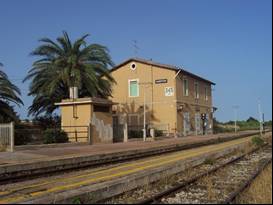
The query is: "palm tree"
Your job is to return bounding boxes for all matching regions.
[24,31,115,116]
[0,62,23,122]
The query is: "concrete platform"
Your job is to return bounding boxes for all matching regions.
[0,131,260,181]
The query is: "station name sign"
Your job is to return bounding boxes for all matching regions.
[155,79,168,84]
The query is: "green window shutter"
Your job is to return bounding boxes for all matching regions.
[130,80,138,97]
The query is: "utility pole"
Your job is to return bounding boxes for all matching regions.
[143,86,146,141]
[139,82,152,142]
[258,100,263,136]
[263,113,265,134]
[232,105,239,134]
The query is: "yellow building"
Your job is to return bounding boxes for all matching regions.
[110,58,216,137]
[56,97,115,143]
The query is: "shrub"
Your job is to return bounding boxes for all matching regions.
[213,124,234,134]
[128,130,143,138]
[155,129,164,137]
[128,129,164,138]
[14,131,32,145]
[33,115,61,130]
[204,158,216,165]
[251,136,264,147]
[43,129,68,144]
[72,197,82,204]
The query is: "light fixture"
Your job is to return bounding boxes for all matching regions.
[177,104,184,112]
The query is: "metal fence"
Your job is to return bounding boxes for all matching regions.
[128,123,170,139]
[0,122,14,152]
[128,125,144,139]
[151,124,170,136]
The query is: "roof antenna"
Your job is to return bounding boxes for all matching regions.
[132,40,140,57]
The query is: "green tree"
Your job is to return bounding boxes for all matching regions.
[24,31,115,116]
[246,117,259,123]
[0,62,23,122]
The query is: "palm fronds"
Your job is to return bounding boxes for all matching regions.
[0,63,23,122]
[24,31,115,116]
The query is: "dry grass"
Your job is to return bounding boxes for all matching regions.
[236,163,272,204]
[240,141,255,156]
[142,176,151,197]
[201,175,216,201]
[263,133,272,145]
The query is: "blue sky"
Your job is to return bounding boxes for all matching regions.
[0,0,272,122]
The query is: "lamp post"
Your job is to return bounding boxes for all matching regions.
[232,105,239,134]
[143,86,147,141]
[258,100,263,136]
[139,82,152,142]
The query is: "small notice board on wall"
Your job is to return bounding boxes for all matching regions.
[155,79,168,84]
[165,87,174,96]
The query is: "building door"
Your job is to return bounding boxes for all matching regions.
[112,115,124,143]
[183,112,190,136]
[195,113,201,135]
[205,113,210,134]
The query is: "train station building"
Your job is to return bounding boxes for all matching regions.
[110,58,216,138]
[57,58,216,143]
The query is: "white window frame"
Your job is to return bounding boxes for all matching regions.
[130,62,137,71]
[183,78,189,96]
[128,79,139,98]
[194,81,199,99]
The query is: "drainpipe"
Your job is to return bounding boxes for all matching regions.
[143,86,147,142]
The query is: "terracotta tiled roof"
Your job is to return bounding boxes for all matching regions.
[110,57,216,85]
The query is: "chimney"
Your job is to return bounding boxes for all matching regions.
[69,87,78,99]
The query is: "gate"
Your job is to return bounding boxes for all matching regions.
[112,116,124,142]
[183,112,190,136]
[0,122,14,152]
[195,113,201,135]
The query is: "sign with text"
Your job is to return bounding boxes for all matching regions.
[165,87,174,96]
[155,79,168,84]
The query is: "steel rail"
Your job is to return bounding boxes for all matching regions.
[222,157,272,204]
[1,131,265,184]
[136,144,271,204]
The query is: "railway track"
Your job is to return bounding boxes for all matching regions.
[0,134,271,204]
[1,131,267,185]
[135,145,272,204]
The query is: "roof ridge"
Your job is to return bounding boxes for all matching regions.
[111,57,216,85]
[131,57,179,69]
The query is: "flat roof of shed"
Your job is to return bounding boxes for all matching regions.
[55,97,116,106]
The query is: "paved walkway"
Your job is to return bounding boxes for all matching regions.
[0,131,259,166]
